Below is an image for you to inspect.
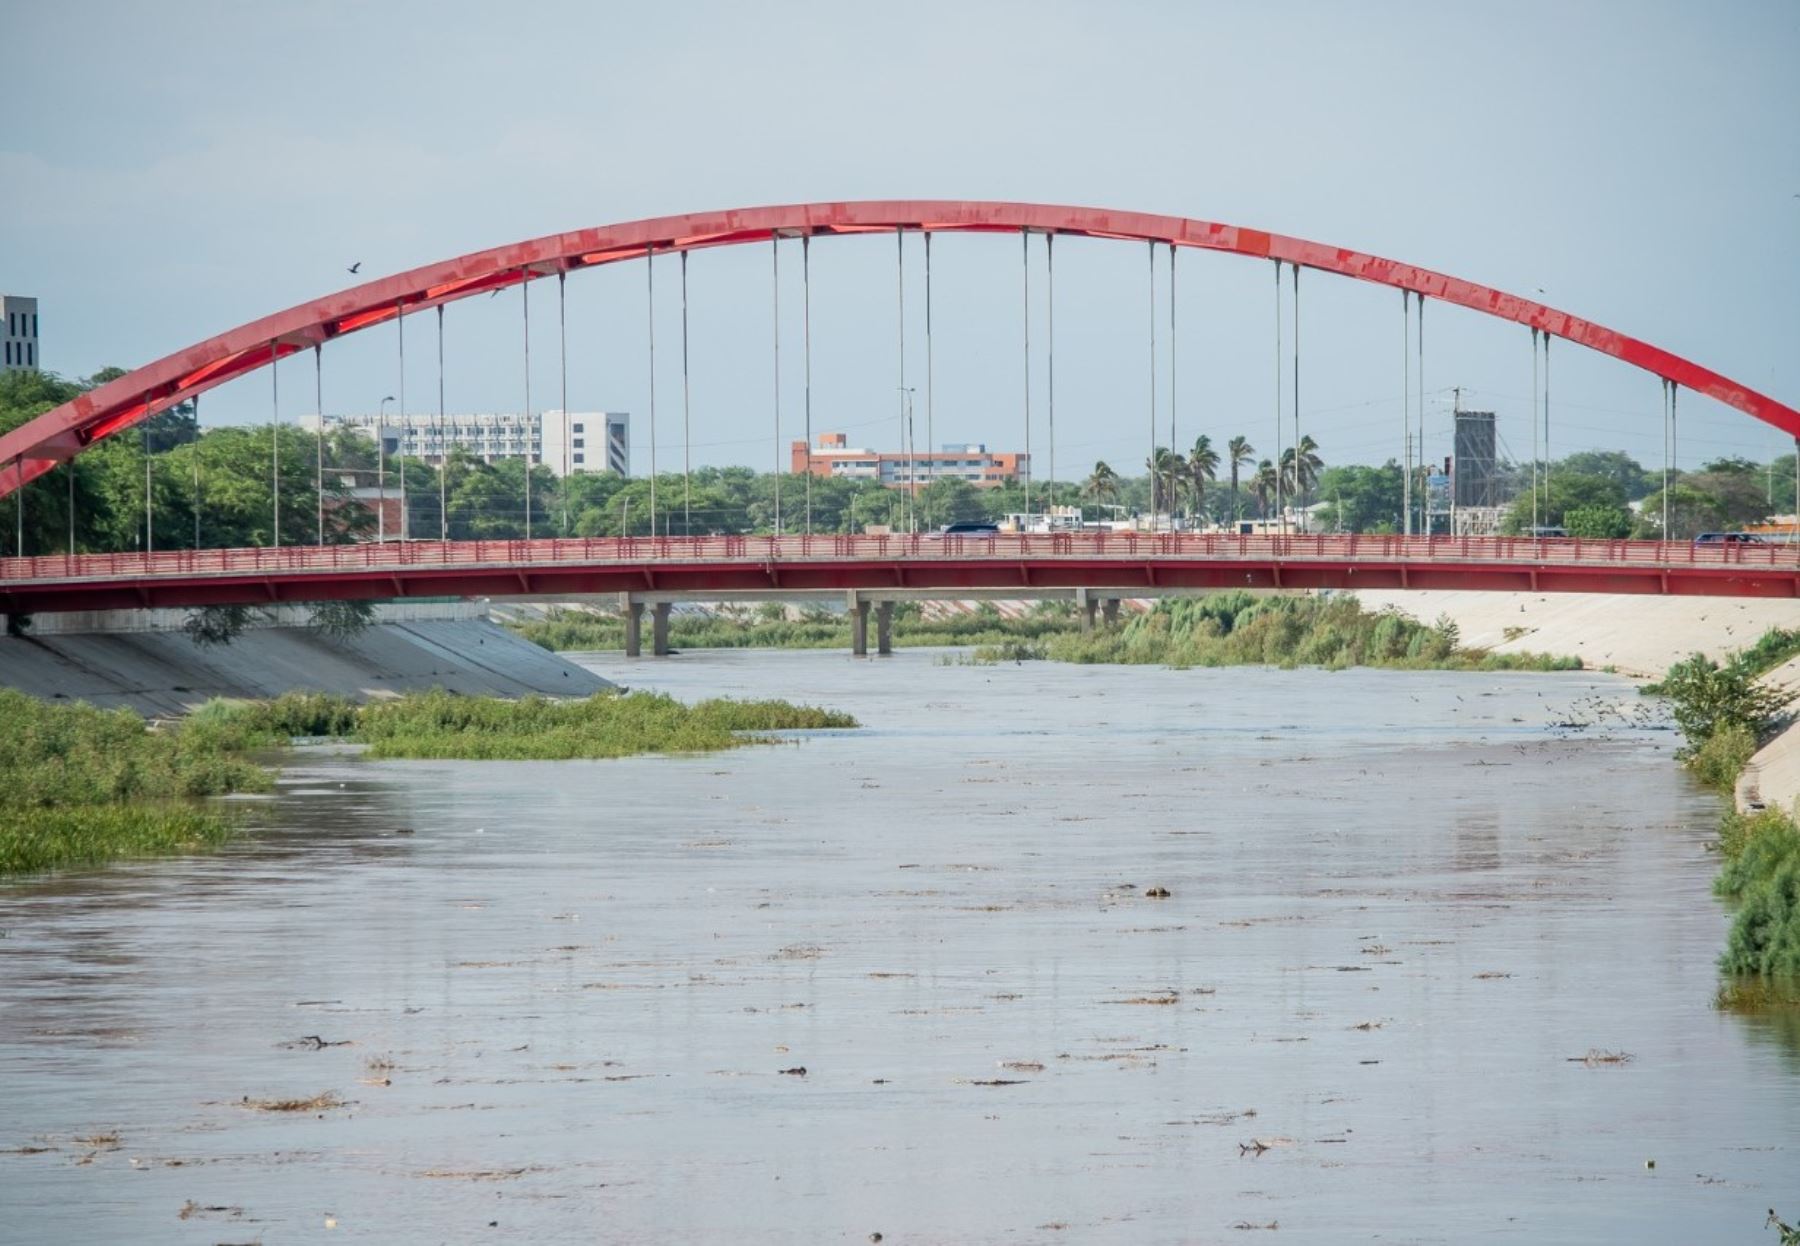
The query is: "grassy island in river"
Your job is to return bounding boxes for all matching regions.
[0,689,856,877]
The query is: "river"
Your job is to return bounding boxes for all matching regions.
[1,650,1795,1243]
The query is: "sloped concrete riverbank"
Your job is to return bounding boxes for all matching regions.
[0,603,607,716]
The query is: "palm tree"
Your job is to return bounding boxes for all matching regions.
[1146,447,1184,528]
[1083,460,1119,509]
[1227,436,1254,522]
[1280,435,1323,505]
[1251,459,1278,520]
[1188,435,1220,527]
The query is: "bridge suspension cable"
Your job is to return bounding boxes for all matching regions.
[646,244,657,537]
[398,299,409,541]
[1293,263,1301,529]
[1532,327,1541,534]
[270,340,280,550]
[1542,329,1550,494]
[896,226,908,533]
[437,305,447,541]
[1168,243,1176,458]
[1417,295,1426,533]
[803,234,812,536]
[191,394,199,552]
[521,268,533,542]
[1047,231,1056,514]
[1661,378,1671,537]
[925,231,935,495]
[1273,260,1283,535]
[1022,229,1033,519]
[681,250,692,537]
[771,233,781,537]
[142,393,152,553]
[558,271,568,534]
[1148,241,1157,528]
[1402,293,1411,536]
[315,345,324,546]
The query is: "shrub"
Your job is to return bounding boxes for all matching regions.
[1655,653,1793,753]
[1688,723,1759,791]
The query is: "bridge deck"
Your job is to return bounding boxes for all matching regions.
[3,534,1796,614]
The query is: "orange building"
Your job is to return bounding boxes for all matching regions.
[791,432,1027,489]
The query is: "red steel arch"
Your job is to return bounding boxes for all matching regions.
[3,199,1795,497]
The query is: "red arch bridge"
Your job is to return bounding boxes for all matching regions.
[1,200,1795,627]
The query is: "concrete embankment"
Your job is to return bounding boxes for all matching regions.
[1352,589,1800,816]
[0,602,609,717]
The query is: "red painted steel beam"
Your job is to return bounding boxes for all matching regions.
[3,558,1795,614]
[2,200,1795,497]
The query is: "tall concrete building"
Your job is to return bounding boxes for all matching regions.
[2,295,39,373]
[299,409,629,477]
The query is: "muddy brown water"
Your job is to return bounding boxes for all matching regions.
[2,650,1796,1243]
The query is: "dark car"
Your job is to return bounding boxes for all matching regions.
[1694,532,1768,545]
[936,521,1001,537]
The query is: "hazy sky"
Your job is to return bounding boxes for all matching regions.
[7,0,1798,478]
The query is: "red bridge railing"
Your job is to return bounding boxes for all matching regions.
[0,532,1791,587]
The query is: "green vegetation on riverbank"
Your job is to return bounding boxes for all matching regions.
[509,602,1085,653]
[515,594,1581,673]
[184,688,857,761]
[0,689,267,876]
[1029,593,1578,671]
[1,688,856,876]
[1650,632,1800,989]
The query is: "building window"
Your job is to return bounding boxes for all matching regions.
[572,423,584,434]
[3,342,10,365]
[572,438,584,448]
[24,343,30,367]
[573,452,585,464]
[31,314,37,337]
[6,313,12,335]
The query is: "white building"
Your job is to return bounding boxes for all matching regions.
[2,295,39,373]
[298,410,628,478]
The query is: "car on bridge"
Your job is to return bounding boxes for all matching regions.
[1693,532,1769,545]
[934,521,1001,537]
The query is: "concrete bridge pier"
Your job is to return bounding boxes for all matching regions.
[1102,598,1121,627]
[1078,589,1097,633]
[651,602,671,656]
[876,601,894,655]
[851,597,871,657]
[624,601,645,657]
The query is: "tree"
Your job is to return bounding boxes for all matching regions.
[1563,504,1633,539]
[1556,450,1652,500]
[1279,435,1322,504]
[1314,463,1404,533]
[917,477,987,529]
[1655,652,1793,754]
[1500,471,1627,534]
[1634,482,1728,540]
[1145,447,1185,524]
[1251,459,1278,519]
[1082,461,1120,510]
[1187,435,1220,524]
[1226,436,1254,522]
